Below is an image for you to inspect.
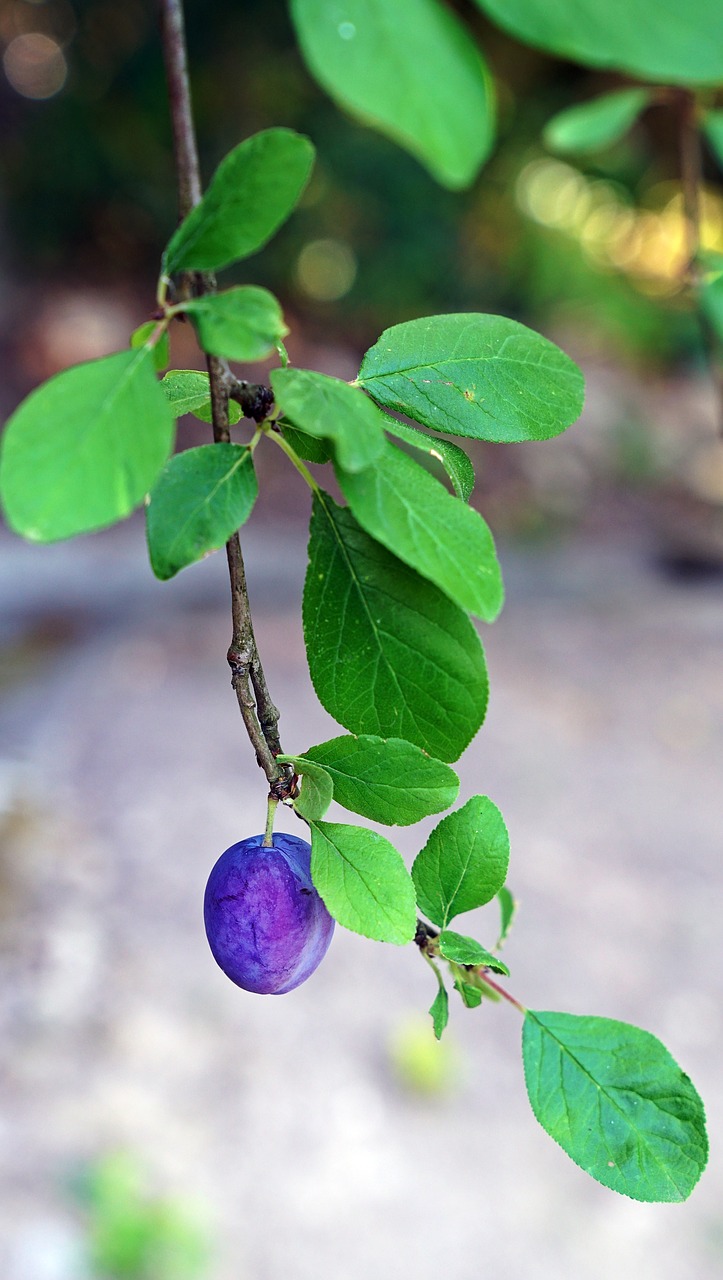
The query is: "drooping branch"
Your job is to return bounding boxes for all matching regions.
[158,0,287,790]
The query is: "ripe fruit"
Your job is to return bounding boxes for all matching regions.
[204,832,335,994]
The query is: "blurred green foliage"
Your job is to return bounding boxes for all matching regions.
[74,1152,210,1280]
[0,0,717,362]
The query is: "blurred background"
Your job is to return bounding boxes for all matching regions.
[1,1,722,1277]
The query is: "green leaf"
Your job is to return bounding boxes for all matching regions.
[438,929,509,975]
[544,89,651,156]
[279,422,332,464]
[496,885,517,949]
[358,314,584,444]
[177,287,288,363]
[290,0,495,190]
[412,795,509,927]
[309,819,417,943]
[429,979,449,1039]
[0,348,174,542]
[276,757,334,821]
[455,980,483,1008]
[160,370,243,426]
[522,1011,709,1202]
[701,274,723,344]
[297,734,459,825]
[335,441,504,621]
[163,128,314,275]
[130,322,170,372]
[271,368,385,472]
[382,417,475,501]
[703,110,723,168]
[472,0,723,85]
[303,492,489,762]
[146,443,258,580]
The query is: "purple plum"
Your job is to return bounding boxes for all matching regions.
[203,832,335,994]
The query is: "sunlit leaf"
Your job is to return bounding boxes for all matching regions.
[358,314,584,443]
[290,0,495,189]
[473,0,723,85]
[163,128,314,274]
[0,348,174,542]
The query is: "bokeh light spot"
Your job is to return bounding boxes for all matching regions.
[296,238,357,302]
[3,32,67,99]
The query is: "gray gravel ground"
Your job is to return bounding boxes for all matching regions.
[0,515,721,1280]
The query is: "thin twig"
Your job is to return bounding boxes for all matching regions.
[158,0,287,789]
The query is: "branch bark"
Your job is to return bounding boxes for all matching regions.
[158,0,287,790]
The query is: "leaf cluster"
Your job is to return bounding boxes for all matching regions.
[0,112,707,1206]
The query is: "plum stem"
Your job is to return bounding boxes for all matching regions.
[263,796,279,846]
[159,0,290,791]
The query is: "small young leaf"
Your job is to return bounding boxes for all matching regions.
[303,493,489,762]
[279,422,332,464]
[496,885,517,949]
[177,287,288,363]
[383,418,475,501]
[412,795,509,927]
[358,314,584,443]
[522,1011,709,1202]
[0,348,174,542]
[703,110,723,169]
[544,89,650,156]
[438,929,510,976]
[455,980,483,1008]
[472,0,723,86]
[130,322,170,372]
[277,758,333,821]
[309,820,417,944]
[146,443,257,580]
[163,128,314,275]
[160,370,244,425]
[271,368,385,472]
[290,0,495,190]
[298,734,459,825]
[429,982,450,1039]
[335,440,504,621]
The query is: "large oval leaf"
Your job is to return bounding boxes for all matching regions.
[0,348,174,542]
[473,0,723,86]
[303,492,489,762]
[290,0,495,189]
[358,314,584,443]
[523,1011,709,1202]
